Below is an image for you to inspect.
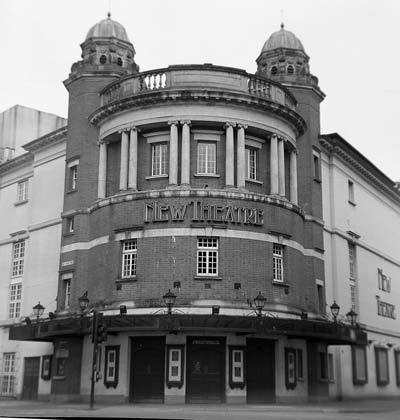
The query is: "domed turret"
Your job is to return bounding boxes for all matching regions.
[68,13,139,80]
[86,12,130,42]
[256,23,315,86]
[261,23,305,53]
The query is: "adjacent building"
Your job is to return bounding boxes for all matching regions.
[3,14,396,404]
[321,133,400,399]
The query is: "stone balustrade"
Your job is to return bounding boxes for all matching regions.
[100,64,297,110]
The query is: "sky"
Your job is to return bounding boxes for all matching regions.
[1,0,399,180]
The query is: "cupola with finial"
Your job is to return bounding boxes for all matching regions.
[256,23,318,88]
[67,13,139,82]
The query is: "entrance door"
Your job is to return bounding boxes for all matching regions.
[22,357,40,400]
[246,338,275,403]
[130,337,165,403]
[186,337,225,403]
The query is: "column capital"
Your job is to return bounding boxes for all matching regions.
[270,133,278,140]
[237,123,248,130]
[168,120,179,126]
[224,121,236,129]
[97,139,109,146]
[129,126,140,133]
[180,120,192,126]
[118,128,131,134]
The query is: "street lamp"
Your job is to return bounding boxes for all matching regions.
[163,289,177,315]
[330,301,340,323]
[78,291,89,314]
[346,309,358,327]
[254,292,266,317]
[32,302,45,323]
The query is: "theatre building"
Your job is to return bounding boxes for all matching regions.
[9,16,365,403]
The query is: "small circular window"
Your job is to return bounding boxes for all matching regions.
[99,55,107,65]
[271,66,278,75]
[287,65,294,74]
[117,57,123,66]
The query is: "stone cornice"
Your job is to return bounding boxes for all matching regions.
[0,152,33,174]
[320,133,400,205]
[23,126,68,153]
[88,89,306,136]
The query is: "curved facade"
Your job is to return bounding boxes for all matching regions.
[8,18,365,404]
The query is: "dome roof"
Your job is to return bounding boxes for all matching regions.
[86,13,130,42]
[261,24,304,53]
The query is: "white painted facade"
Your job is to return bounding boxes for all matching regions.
[321,134,400,399]
[0,124,66,399]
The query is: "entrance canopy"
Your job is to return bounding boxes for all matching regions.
[9,314,367,345]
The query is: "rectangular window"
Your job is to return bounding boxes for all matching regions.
[64,279,71,309]
[246,148,257,180]
[348,243,357,280]
[1,353,16,396]
[378,269,391,293]
[12,241,25,277]
[273,244,283,282]
[197,142,216,175]
[352,345,368,385]
[121,240,137,278]
[197,237,218,276]
[285,348,297,389]
[70,165,78,190]
[376,296,396,319]
[297,349,303,380]
[17,179,29,202]
[67,217,74,233]
[151,143,168,176]
[317,284,324,313]
[375,347,389,386]
[312,150,321,180]
[348,180,355,204]
[8,283,22,319]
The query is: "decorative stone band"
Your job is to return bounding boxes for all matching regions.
[60,227,324,260]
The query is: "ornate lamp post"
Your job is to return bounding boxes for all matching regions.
[254,292,267,317]
[163,289,177,315]
[330,301,340,323]
[32,302,45,323]
[346,309,358,327]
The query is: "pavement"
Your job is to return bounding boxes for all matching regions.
[2,398,400,420]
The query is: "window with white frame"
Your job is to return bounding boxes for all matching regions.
[70,165,78,190]
[67,217,74,233]
[246,147,257,180]
[122,240,137,278]
[151,143,168,176]
[197,142,216,175]
[1,353,16,396]
[16,179,29,202]
[104,345,119,388]
[61,273,72,309]
[197,237,218,276]
[273,244,283,282]
[12,241,25,277]
[8,283,22,319]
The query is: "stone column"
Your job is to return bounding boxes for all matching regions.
[181,120,191,185]
[278,137,285,197]
[119,130,129,191]
[225,122,235,187]
[290,149,298,205]
[97,141,107,199]
[237,124,247,189]
[270,134,279,195]
[128,127,138,190]
[168,121,179,186]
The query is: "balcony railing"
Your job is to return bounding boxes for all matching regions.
[100,64,297,110]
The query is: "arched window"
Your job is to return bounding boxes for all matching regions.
[99,55,107,65]
[117,57,123,66]
[287,65,294,74]
[271,66,278,75]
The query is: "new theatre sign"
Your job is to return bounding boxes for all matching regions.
[144,201,264,226]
